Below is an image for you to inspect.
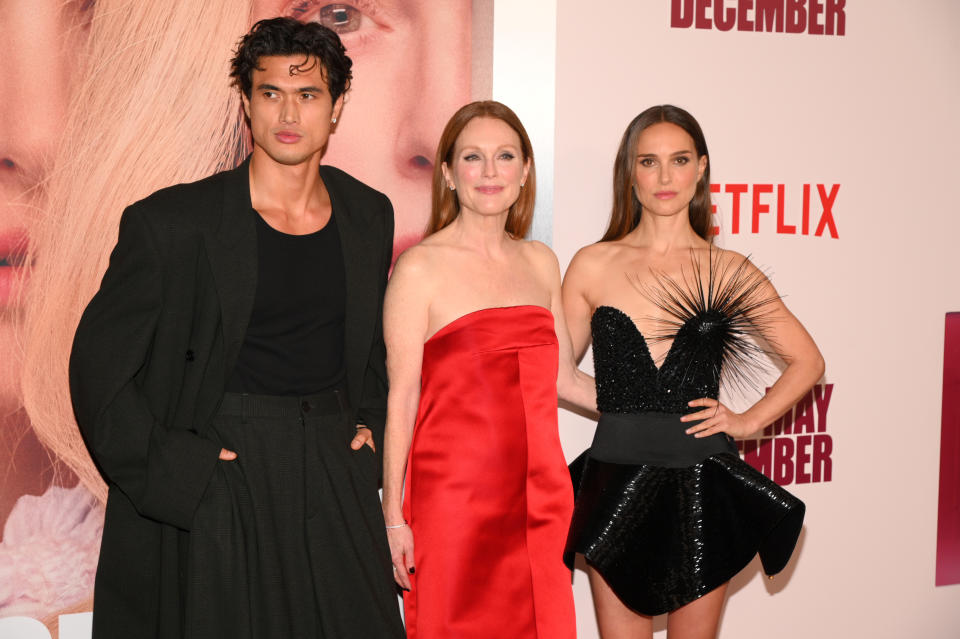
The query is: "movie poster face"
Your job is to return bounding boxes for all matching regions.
[0,1,491,632]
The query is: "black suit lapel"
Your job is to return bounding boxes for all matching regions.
[203,160,378,404]
[322,166,378,412]
[206,157,258,380]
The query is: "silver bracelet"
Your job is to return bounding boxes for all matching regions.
[385,522,407,529]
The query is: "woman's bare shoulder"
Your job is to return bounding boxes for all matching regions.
[567,240,629,276]
[699,246,766,278]
[390,242,444,284]
[513,240,560,289]
[519,239,559,265]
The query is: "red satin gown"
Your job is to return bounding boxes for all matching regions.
[402,305,576,639]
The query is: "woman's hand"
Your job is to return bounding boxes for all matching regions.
[678,252,824,443]
[386,524,415,590]
[381,247,429,592]
[682,398,760,439]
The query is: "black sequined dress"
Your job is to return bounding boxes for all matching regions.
[564,255,805,616]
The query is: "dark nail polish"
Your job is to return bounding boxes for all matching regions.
[408,567,416,574]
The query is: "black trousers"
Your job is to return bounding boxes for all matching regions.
[184,389,403,638]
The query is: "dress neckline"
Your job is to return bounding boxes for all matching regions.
[593,305,674,374]
[426,305,552,344]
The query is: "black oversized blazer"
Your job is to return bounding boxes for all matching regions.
[69,158,393,638]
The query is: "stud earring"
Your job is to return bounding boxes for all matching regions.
[448,185,456,191]
[331,117,337,124]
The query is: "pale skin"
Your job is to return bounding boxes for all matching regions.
[218,54,372,462]
[563,122,824,639]
[0,0,92,535]
[380,116,596,589]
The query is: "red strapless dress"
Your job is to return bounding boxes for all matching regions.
[402,305,575,639]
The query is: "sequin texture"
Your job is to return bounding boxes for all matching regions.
[593,250,780,415]
[565,250,806,616]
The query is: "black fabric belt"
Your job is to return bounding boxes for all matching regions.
[218,385,348,419]
[589,412,737,468]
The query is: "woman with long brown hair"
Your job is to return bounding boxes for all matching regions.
[381,101,594,638]
[563,105,823,638]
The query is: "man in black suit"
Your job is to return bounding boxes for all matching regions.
[70,18,404,638]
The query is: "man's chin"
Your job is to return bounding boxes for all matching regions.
[260,146,324,168]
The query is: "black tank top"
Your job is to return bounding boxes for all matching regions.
[227,209,346,395]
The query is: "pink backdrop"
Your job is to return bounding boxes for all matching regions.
[2,1,959,637]
[552,1,960,637]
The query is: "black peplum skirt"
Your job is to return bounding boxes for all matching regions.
[564,412,804,616]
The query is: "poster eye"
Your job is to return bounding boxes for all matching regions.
[319,4,362,33]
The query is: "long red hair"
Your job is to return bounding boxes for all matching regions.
[426,101,536,239]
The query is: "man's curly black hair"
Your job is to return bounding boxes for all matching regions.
[230,17,353,103]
